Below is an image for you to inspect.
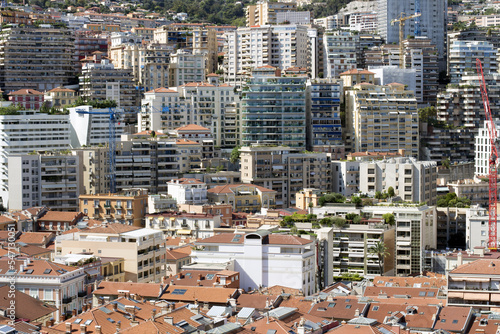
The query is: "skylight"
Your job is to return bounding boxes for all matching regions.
[171,289,187,295]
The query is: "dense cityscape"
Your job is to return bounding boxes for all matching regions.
[0,0,498,333]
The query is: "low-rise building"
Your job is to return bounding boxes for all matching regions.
[191,231,316,295]
[145,212,221,238]
[167,178,208,205]
[79,189,149,227]
[207,184,276,213]
[448,259,500,310]
[8,89,44,110]
[36,211,85,233]
[295,189,322,210]
[56,224,165,283]
[44,87,77,110]
[0,258,86,320]
[178,203,233,226]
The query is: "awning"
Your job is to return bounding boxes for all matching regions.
[448,292,463,298]
[464,292,489,301]
[157,217,164,221]
[85,268,100,276]
[177,229,192,235]
[490,294,500,302]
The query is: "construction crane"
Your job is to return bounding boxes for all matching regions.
[476,58,499,250]
[391,12,421,69]
[76,105,169,194]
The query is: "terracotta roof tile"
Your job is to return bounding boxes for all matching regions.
[145,87,178,93]
[38,211,83,223]
[134,130,165,136]
[176,139,199,145]
[340,69,375,75]
[93,281,163,298]
[0,258,80,277]
[160,285,237,304]
[47,87,76,93]
[309,297,367,320]
[372,276,446,289]
[450,259,500,275]
[82,224,141,234]
[0,285,57,321]
[166,249,190,260]
[8,89,44,95]
[174,124,210,131]
[433,306,472,332]
[17,232,54,245]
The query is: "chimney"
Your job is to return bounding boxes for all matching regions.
[72,309,77,317]
[47,318,54,327]
[457,252,463,266]
[80,324,87,334]
[151,308,157,319]
[112,302,118,312]
[265,297,270,309]
[167,303,173,313]
[59,313,65,323]
[197,274,202,281]
[95,326,102,334]
[65,323,72,334]
[355,308,360,317]
[164,316,174,325]
[115,321,121,333]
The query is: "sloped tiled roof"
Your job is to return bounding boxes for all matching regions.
[93,281,163,298]
[450,259,500,275]
[175,124,210,131]
[145,87,178,93]
[37,211,82,222]
[207,184,275,194]
[8,89,44,95]
[0,285,57,321]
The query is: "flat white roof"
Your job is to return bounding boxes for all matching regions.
[120,228,161,238]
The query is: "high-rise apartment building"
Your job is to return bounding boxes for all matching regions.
[377,0,447,63]
[241,66,307,148]
[9,153,81,211]
[73,137,179,195]
[323,30,359,79]
[79,60,138,109]
[0,25,76,92]
[307,78,343,151]
[168,49,206,87]
[475,120,500,177]
[0,111,71,207]
[245,0,297,26]
[223,25,310,85]
[139,79,239,148]
[448,41,497,84]
[240,145,332,207]
[345,82,419,157]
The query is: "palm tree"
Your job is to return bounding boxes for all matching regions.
[369,241,389,276]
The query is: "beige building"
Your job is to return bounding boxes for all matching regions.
[101,257,126,282]
[447,179,490,208]
[345,82,419,157]
[207,184,277,213]
[79,189,149,227]
[246,1,297,26]
[295,188,322,210]
[240,145,332,208]
[340,69,375,88]
[56,224,165,283]
[44,87,77,110]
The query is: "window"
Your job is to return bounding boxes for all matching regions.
[29,288,38,298]
[44,289,53,300]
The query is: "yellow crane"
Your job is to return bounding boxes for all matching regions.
[391,12,421,69]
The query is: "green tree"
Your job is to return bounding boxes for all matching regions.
[375,191,383,200]
[229,145,241,164]
[318,193,345,206]
[387,187,395,198]
[382,213,395,226]
[368,241,389,276]
[332,217,347,229]
[441,158,450,168]
[351,196,362,205]
[436,193,471,208]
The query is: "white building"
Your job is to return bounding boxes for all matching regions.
[323,30,359,79]
[331,160,360,197]
[370,66,418,103]
[475,120,500,177]
[8,153,81,211]
[148,194,177,213]
[145,212,221,238]
[168,49,206,88]
[223,25,311,85]
[167,178,208,205]
[448,40,497,84]
[348,12,377,32]
[313,204,437,276]
[0,111,71,207]
[359,157,437,205]
[191,231,316,295]
[465,206,500,250]
[0,258,86,320]
[68,106,126,148]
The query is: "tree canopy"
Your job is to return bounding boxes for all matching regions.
[436,193,471,208]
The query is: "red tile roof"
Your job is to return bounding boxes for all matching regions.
[176,139,199,145]
[0,258,80,277]
[8,89,44,95]
[450,259,500,275]
[47,87,76,93]
[196,232,313,245]
[37,211,83,223]
[0,285,57,321]
[175,124,210,131]
[340,69,375,75]
[93,281,163,298]
[145,87,178,93]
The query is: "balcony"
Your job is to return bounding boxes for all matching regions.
[62,296,73,304]
[78,291,87,297]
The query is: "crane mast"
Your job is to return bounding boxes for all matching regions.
[477,58,499,250]
[391,12,421,69]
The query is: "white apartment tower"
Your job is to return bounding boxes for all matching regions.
[0,111,71,207]
[223,25,310,85]
[475,120,500,177]
[323,30,359,79]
